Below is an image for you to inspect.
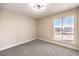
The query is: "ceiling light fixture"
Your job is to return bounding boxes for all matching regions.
[30,3,47,12]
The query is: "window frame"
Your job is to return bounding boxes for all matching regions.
[52,12,77,46]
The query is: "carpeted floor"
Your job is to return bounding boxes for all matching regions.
[0,39,79,56]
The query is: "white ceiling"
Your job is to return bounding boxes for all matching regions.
[0,3,79,19]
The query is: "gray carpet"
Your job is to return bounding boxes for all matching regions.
[0,39,79,56]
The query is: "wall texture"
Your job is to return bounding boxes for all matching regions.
[0,10,37,50]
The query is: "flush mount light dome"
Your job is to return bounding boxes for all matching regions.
[30,3,47,12]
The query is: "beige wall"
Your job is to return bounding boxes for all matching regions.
[38,16,53,40]
[0,10,37,49]
[77,8,79,48]
[38,9,78,49]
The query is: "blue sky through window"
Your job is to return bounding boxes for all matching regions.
[53,18,62,28]
[53,16,74,28]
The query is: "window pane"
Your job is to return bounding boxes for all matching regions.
[62,16,74,44]
[63,16,74,28]
[53,18,62,40]
[53,18,62,28]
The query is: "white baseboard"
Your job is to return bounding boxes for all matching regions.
[38,38,79,51]
[0,37,37,51]
[0,37,79,52]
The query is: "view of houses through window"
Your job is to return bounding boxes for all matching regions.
[53,16,74,44]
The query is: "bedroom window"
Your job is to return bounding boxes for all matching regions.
[53,16,74,44]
